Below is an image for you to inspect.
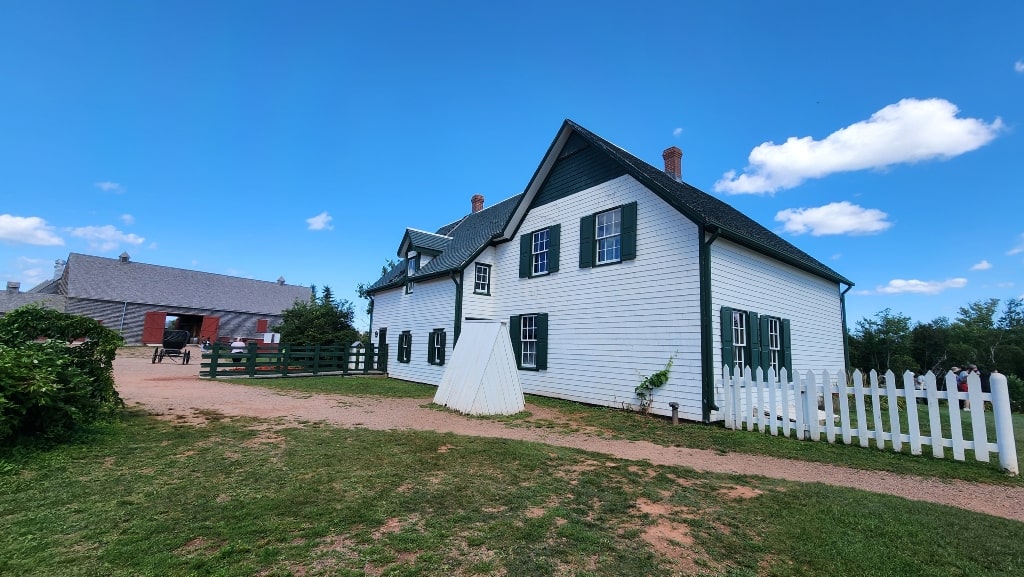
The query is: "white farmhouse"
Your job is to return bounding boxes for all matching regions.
[365,120,853,422]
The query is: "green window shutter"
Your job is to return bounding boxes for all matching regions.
[782,319,792,381]
[759,315,771,377]
[509,316,522,369]
[426,331,436,365]
[438,330,446,365]
[720,307,733,372]
[519,234,532,278]
[579,214,595,268]
[747,312,760,376]
[621,201,637,261]
[536,313,549,370]
[399,332,410,363]
[548,224,560,273]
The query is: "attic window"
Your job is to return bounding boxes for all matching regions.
[119,252,131,263]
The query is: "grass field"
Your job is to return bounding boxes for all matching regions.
[2,374,1023,576]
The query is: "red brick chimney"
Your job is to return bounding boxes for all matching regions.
[662,146,683,181]
[471,194,485,213]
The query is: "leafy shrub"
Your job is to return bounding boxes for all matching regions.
[0,305,123,442]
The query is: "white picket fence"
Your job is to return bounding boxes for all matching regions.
[717,366,1019,475]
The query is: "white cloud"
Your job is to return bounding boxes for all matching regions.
[306,211,334,231]
[1016,61,1024,73]
[672,127,683,137]
[67,225,145,251]
[714,98,1003,194]
[970,260,992,271]
[13,257,51,286]
[775,201,892,236]
[875,278,967,295]
[95,181,123,193]
[830,253,842,260]
[120,214,135,225]
[1008,234,1024,255]
[0,214,64,245]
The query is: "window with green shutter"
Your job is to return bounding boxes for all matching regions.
[720,307,792,380]
[519,225,560,278]
[580,202,637,268]
[427,328,446,366]
[398,331,412,364]
[509,313,548,370]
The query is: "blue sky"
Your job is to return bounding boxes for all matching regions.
[2,1,1022,332]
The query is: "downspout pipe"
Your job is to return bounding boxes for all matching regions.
[118,301,128,335]
[367,295,374,344]
[451,270,463,343]
[700,225,722,423]
[840,284,853,373]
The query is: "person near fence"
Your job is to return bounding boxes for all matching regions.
[231,337,246,363]
[956,366,970,410]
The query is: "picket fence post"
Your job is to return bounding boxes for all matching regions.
[990,372,1020,475]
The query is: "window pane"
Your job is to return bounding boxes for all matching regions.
[521,315,537,367]
[532,230,548,274]
[474,264,489,292]
[595,209,622,264]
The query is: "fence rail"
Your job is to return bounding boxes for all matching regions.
[200,342,387,379]
[717,366,1018,475]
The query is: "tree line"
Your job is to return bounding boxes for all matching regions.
[848,298,1024,410]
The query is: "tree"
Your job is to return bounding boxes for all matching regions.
[909,317,951,374]
[950,298,1001,368]
[271,285,359,346]
[356,259,399,317]
[849,308,913,374]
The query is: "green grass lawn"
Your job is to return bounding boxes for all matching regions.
[217,374,1024,486]
[2,410,1022,577]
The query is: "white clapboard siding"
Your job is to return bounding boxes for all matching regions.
[719,368,1019,475]
[370,276,454,385]
[490,175,705,420]
[709,239,846,393]
[434,320,525,415]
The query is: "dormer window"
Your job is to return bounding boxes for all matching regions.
[406,253,420,294]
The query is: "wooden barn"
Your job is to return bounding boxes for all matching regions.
[1,252,310,345]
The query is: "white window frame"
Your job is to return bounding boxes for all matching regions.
[595,208,622,264]
[532,230,549,276]
[432,330,444,365]
[732,311,747,374]
[473,263,491,295]
[767,317,781,377]
[521,314,537,368]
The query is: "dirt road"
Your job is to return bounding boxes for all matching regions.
[114,354,1024,522]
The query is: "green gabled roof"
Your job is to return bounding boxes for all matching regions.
[368,120,852,293]
[502,120,853,286]
[365,194,522,293]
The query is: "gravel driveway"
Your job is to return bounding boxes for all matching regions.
[114,353,1024,522]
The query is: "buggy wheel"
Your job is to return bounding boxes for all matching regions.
[158,351,164,363]
[152,348,158,364]
[184,350,191,365]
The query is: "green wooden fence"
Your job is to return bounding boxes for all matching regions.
[200,342,388,378]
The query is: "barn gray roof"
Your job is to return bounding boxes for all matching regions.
[62,253,311,314]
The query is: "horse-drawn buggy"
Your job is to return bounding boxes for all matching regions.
[151,329,192,364]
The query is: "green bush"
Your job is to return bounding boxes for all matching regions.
[0,305,123,442]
